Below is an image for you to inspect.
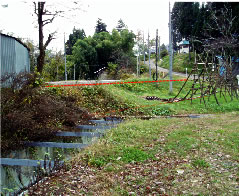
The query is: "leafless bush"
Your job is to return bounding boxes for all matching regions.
[1,72,36,91]
[1,72,92,152]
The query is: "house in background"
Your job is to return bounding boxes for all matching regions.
[1,33,30,80]
[178,40,190,54]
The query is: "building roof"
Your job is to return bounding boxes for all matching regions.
[0,33,30,51]
[178,40,189,45]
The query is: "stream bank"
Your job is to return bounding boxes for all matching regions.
[1,117,123,195]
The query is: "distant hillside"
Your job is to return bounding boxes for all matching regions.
[160,53,195,74]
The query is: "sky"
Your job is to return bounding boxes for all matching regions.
[0,0,236,52]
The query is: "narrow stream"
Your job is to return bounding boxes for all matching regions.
[0,118,122,195]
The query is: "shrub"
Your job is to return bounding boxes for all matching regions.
[140,65,149,74]
[160,49,168,58]
[120,73,134,80]
[107,62,119,79]
[0,72,43,91]
[1,73,92,152]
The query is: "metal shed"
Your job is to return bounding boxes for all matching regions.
[0,33,30,78]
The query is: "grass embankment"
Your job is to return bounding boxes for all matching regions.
[48,77,239,118]
[28,112,239,195]
[1,82,152,152]
[2,75,239,194]
[160,53,196,73]
[2,76,238,152]
[24,77,239,195]
[98,77,239,115]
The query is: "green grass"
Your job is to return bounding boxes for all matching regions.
[81,112,239,165]
[4,69,239,195]
[45,76,238,118]
[29,112,239,195]
[23,63,239,195]
[192,159,210,168]
[164,129,198,156]
[100,77,239,115]
[160,52,199,73]
[82,113,239,195]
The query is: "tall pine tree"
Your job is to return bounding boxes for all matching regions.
[116,19,127,32]
[95,18,107,33]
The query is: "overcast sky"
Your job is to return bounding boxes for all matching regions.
[0,0,236,52]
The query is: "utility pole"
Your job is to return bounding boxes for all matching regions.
[137,41,139,77]
[237,75,239,93]
[148,31,151,79]
[64,33,67,81]
[156,29,158,81]
[74,64,76,80]
[169,2,173,93]
[137,32,141,77]
[57,63,58,81]
[55,51,58,81]
[138,39,140,76]
[143,31,145,65]
[137,54,139,77]
[158,36,161,62]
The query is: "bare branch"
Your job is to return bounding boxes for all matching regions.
[42,16,55,26]
[33,2,37,15]
[44,33,56,50]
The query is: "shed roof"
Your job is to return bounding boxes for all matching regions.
[0,33,30,51]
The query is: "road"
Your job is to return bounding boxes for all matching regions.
[45,60,193,86]
[45,80,120,86]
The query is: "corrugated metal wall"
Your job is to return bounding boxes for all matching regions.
[1,34,16,76]
[0,34,30,78]
[15,41,30,73]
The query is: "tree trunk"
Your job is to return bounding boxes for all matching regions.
[37,2,45,73]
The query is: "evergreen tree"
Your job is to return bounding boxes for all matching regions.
[171,2,200,52]
[172,2,239,54]
[160,43,167,51]
[95,18,107,33]
[116,19,127,32]
[66,27,86,55]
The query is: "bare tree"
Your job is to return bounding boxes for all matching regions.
[34,2,63,73]
[204,4,239,56]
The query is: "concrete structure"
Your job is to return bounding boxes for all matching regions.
[0,33,30,79]
[178,40,189,54]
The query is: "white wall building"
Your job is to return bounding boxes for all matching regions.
[178,40,189,53]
